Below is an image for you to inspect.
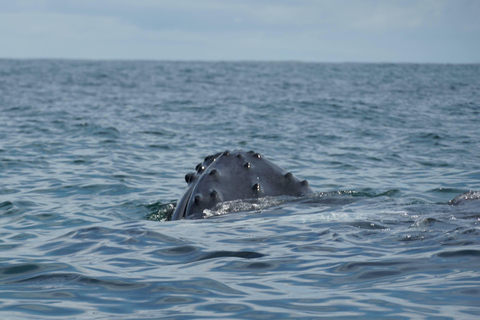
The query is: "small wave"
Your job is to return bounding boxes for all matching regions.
[436,249,480,258]
[448,190,480,205]
[203,196,289,218]
[160,191,365,221]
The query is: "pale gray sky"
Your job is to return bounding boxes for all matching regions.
[1,0,478,62]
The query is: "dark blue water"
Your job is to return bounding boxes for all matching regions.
[1,60,479,319]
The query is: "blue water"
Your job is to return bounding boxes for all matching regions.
[1,60,479,319]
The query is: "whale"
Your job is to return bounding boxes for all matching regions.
[171,150,314,220]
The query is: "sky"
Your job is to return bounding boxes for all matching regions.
[0,0,479,63]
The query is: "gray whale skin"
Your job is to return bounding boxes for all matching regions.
[171,150,314,220]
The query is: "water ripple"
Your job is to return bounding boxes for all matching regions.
[1,60,479,319]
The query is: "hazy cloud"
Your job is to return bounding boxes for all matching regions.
[0,0,478,62]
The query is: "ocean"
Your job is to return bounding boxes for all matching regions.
[0,59,479,319]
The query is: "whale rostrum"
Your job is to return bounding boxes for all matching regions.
[171,150,314,220]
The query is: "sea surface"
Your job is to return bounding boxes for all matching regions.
[0,59,479,319]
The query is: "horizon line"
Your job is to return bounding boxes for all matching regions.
[1,57,479,65]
